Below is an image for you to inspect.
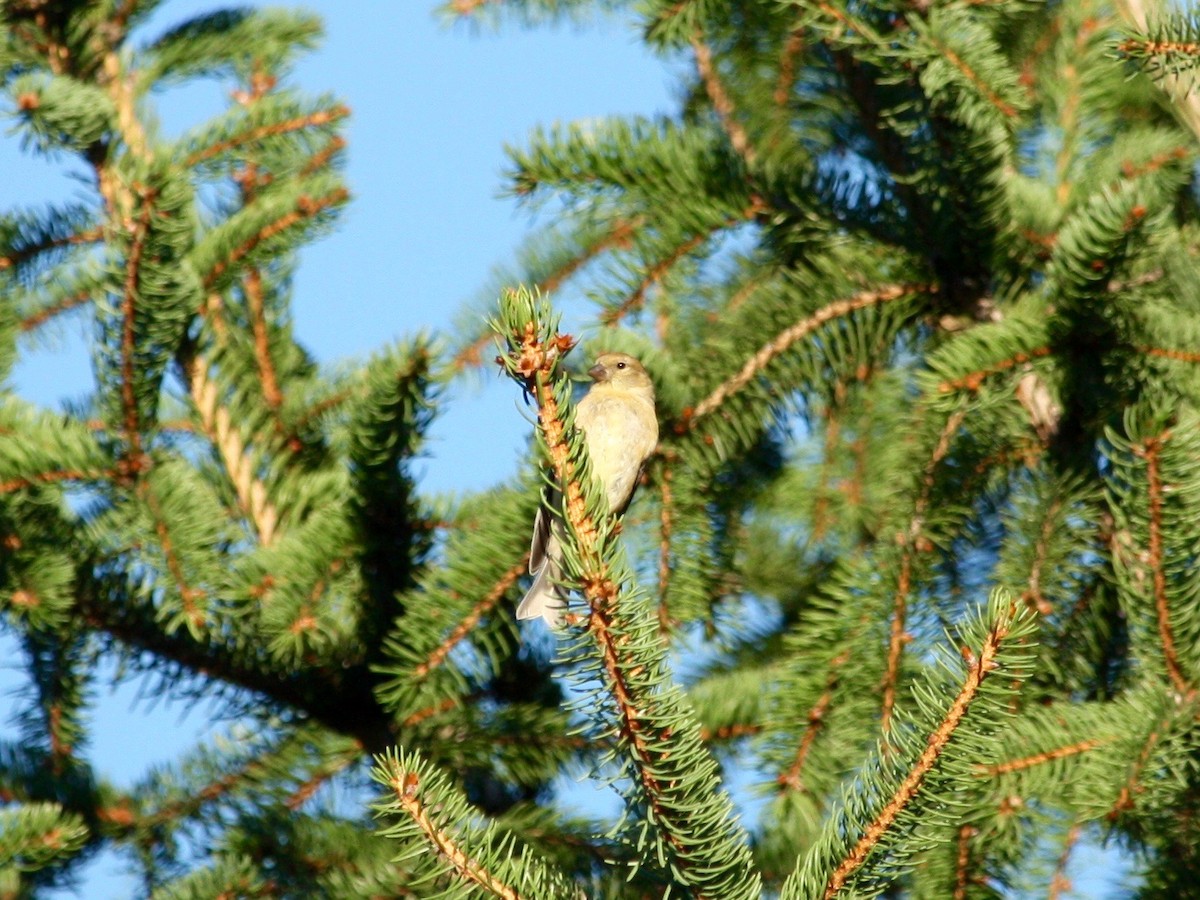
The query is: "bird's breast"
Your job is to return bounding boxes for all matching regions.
[575,391,657,513]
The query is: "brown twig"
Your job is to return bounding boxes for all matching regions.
[1140,344,1200,364]
[412,556,529,679]
[1048,822,1081,899]
[244,267,284,413]
[185,106,350,167]
[601,204,761,328]
[778,651,848,794]
[692,33,757,165]
[1137,431,1190,694]
[701,722,763,742]
[1108,706,1177,820]
[451,219,642,372]
[19,290,93,332]
[953,823,976,900]
[775,27,807,107]
[0,226,103,273]
[139,481,207,631]
[1020,494,1065,615]
[684,283,933,427]
[0,468,115,493]
[925,34,1019,119]
[936,347,1052,394]
[880,408,967,734]
[401,696,465,730]
[286,746,360,811]
[656,465,675,635]
[447,0,498,16]
[975,737,1108,776]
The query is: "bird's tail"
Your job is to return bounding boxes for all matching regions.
[517,534,568,629]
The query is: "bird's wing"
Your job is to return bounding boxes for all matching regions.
[528,498,552,574]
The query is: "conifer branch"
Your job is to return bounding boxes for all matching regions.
[200,187,349,290]
[880,555,914,738]
[1116,0,1200,141]
[285,746,360,810]
[184,105,350,167]
[701,722,764,742]
[935,346,1052,395]
[1050,20,1094,206]
[139,481,207,632]
[18,290,92,332]
[496,288,761,899]
[373,749,577,900]
[452,218,643,371]
[817,12,929,233]
[141,758,268,829]
[726,272,770,313]
[685,283,933,426]
[1117,37,1200,58]
[400,696,465,730]
[411,555,528,679]
[1117,145,1191,180]
[810,400,843,542]
[447,0,500,16]
[924,33,1019,119]
[289,386,355,432]
[46,702,71,764]
[1135,430,1191,694]
[0,468,116,493]
[74,579,395,752]
[811,370,877,541]
[881,407,966,734]
[387,771,517,898]
[540,217,640,296]
[777,652,846,794]
[0,227,102,273]
[601,205,760,327]
[102,49,150,161]
[1108,710,1169,820]
[1020,493,1064,615]
[301,134,347,175]
[691,33,757,165]
[821,597,1018,898]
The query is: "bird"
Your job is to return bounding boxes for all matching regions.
[517,352,659,628]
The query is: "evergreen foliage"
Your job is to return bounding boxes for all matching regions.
[2,0,1200,896]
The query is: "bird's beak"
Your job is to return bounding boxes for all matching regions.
[588,362,607,382]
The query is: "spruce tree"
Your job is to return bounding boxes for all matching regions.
[3,0,1200,898]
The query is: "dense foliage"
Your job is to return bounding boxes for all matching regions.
[2,0,1200,896]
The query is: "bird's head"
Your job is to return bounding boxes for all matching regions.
[587,352,654,394]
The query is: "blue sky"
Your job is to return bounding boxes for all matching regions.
[2,3,672,894]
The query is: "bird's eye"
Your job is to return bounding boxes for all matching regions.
[616,362,626,369]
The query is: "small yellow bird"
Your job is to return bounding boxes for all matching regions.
[517,352,659,628]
